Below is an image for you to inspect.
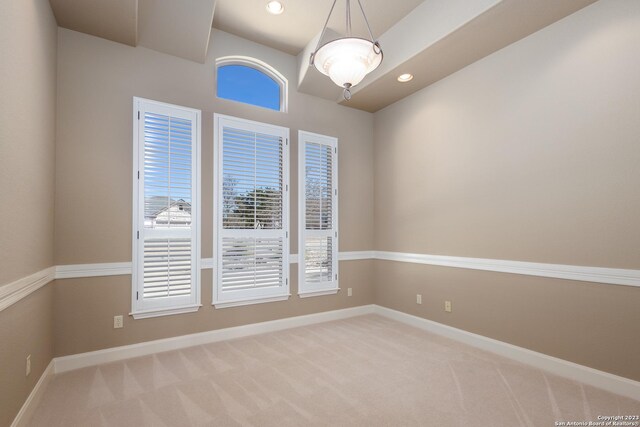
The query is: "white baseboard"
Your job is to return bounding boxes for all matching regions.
[54,304,376,373]
[374,305,640,401]
[11,360,54,427]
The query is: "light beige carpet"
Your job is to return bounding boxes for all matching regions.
[29,315,639,426]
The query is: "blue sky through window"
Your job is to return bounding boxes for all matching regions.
[217,65,281,111]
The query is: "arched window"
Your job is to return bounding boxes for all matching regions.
[216,57,287,112]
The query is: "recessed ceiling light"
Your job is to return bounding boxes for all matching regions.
[397,73,414,83]
[266,1,284,15]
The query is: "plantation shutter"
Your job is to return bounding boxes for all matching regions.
[133,98,201,317]
[299,131,338,296]
[214,115,289,307]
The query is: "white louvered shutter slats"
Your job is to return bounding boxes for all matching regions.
[299,132,338,295]
[133,98,200,314]
[215,116,289,305]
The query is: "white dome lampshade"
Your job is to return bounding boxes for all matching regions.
[313,38,383,95]
[310,0,383,100]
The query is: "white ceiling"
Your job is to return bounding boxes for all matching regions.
[49,0,216,63]
[212,0,425,55]
[343,0,599,111]
[138,0,215,63]
[49,0,138,47]
[48,0,599,111]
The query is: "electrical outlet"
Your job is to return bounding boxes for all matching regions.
[347,288,352,297]
[113,315,124,329]
[416,294,422,304]
[445,300,452,313]
[26,355,31,376]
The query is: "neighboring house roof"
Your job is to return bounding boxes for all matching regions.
[145,195,172,217]
[151,199,191,217]
[152,199,192,225]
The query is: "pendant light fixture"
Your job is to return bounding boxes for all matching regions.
[310,0,383,100]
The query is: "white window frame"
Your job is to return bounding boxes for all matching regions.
[298,130,339,298]
[213,114,290,308]
[131,97,201,319]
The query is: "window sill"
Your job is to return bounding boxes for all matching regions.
[213,294,290,309]
[298,288,340,298]
[130,304,201,320]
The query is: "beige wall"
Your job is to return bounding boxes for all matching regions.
[374,262,640,381]
[54,262,374,356]
[0,286,54,427]
[54,28,374,263]
[373,0,640,380]
[4,5,639,425]
[0,0,57,285]
[53,28,375,356]
[0,0,57,424]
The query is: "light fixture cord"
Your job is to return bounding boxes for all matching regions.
[310,0,382,67]
[310,0,338,66]
[346,0,352,37]
[356,0,376,43]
